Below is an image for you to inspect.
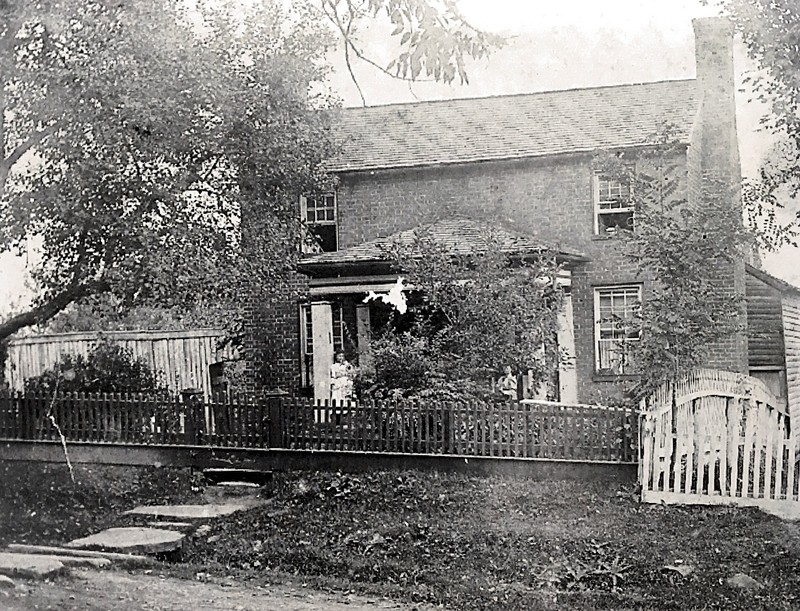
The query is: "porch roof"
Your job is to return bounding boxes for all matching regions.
[298,219,587,277]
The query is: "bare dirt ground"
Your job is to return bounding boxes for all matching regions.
[2,569,432,611]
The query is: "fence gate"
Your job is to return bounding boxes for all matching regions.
[639,369,800,515]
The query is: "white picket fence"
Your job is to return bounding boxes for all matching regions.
[639,369,800,515]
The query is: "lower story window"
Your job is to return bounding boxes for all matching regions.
[594,285,641,375]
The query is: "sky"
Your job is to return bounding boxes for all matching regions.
[0,0,797,315]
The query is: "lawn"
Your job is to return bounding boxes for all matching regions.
[181,470,800,611]
[2,462,800,610]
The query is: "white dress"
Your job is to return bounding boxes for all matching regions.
[330,361,353,403]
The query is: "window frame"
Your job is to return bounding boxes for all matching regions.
[593,284,642,376]
[301,192,338,252]
[592,172,634,235]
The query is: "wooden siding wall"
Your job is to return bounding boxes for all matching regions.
[746,272,786,369]
[4,330,233,397]
[783,294,800,425]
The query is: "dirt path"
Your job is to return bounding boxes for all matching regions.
[3,569,431,611]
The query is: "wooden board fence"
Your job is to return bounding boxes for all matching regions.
[4,330,234,397]
[639,369,800,512]
[280,398,637,461]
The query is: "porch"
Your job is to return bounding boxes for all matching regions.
[297,219,587,404]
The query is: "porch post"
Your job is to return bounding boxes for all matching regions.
[356,303,372,367]
[311,301,334,402]
[558,290,578,403]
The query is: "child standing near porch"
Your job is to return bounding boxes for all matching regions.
[330,352,354,404]
[497,366,517,400]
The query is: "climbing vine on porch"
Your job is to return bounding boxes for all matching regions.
[355,225,565,401]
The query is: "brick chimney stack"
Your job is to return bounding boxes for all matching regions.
[692,17,748,374]
[693,17,741,197]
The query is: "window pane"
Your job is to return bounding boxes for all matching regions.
[595,286,641,374]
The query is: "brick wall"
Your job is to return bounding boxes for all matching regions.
[241,271,309,393]
[337,154,681,403]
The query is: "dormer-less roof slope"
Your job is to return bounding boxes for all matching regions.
[329,79,701,173]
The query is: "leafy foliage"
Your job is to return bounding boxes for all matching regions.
[594,131,753,397]
[23,339,168,395]
[712,0,800,241]
[0,0,336,343]
[316,0,503,102]
[356,226,563,401]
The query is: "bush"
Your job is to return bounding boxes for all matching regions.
[24,339,168,395]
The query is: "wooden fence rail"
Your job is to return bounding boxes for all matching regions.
[0,392,638,462]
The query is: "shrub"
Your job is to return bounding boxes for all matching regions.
[24,340,168,395]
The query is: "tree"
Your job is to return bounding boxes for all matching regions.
[315,0,503,104]
[713,0,800,241]
[593,131,753,398]
[0,0,338,349]
[0,0,499,353]
[355,225,564,401]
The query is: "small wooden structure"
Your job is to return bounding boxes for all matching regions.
[4,329,234,398]
[639,369,799,514]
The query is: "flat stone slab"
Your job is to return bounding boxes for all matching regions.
[126,502,262,520]
[6,544,153,566]
[65,527,185,555]
[0,553,66,579]
[148,521,197,533]
[203,468,272,486]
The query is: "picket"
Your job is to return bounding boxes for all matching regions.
[641,369,800,514]
[0,390,638,461]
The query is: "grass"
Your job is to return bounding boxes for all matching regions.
[0,461,198,546]
[2,463,800,610]
[179,470,800,611]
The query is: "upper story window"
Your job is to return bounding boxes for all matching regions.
[302,192,338,252]
[593,174,633,234]
[594,285,641,375]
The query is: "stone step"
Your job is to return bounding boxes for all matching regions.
[147,521,197,533]
[203,482,264,503]
[6,544,153,566]
[202,468,273,487]
[126,501,264,520]
[66,527,185,555]
[0,552,68,580]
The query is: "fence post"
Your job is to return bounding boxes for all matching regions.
[267,395,284,449]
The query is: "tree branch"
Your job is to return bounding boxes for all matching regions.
[2,124,57,177]
[0,279,108,342]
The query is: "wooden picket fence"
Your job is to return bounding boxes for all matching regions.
[639,369,800,512]
[0,391,637,462]
[281,398,637,460]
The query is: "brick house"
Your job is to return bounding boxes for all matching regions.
[243,17,798,413]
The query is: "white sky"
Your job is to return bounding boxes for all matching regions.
[1,0,798,315]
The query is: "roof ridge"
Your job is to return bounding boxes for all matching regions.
[338,78,697,112]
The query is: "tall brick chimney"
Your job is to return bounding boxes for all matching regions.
[693,16,741,202]
[692,17,748,374]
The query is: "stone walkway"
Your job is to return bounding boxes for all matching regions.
[0,470,269,587]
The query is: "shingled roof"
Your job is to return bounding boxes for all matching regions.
[329,79,700,173]
[298,219,586,275]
